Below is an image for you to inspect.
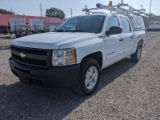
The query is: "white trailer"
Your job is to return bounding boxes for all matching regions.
[29,19,44,32]
[49,25,56,32]
[10,18,26,32]
[148,23,160,31]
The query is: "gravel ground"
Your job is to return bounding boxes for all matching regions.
[0,32,160,120]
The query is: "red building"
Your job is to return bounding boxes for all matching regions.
[0,14,63,33]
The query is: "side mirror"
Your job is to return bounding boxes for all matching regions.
[106,26,122,36]
[53,27,57,32]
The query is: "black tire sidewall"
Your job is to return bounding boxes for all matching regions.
[131,42,143,62]
[136,45,142,61]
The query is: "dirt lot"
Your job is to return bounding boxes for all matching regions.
[0,32,160,120]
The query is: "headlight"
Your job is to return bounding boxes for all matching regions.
[52,48,76,66]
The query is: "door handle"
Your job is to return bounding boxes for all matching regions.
[119,38,124,41]
[130,36,134,39]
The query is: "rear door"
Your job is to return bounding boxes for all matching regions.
[120,17,134,54]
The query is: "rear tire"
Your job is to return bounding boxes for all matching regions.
[131,42,142,62]
[74,58,101,96]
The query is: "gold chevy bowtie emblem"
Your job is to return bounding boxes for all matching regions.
[19,52,27,58]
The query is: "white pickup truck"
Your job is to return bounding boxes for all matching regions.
[9,13,146,95]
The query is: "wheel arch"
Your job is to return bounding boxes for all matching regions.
[80,51,103,69]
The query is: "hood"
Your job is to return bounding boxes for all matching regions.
[12,32,98,49]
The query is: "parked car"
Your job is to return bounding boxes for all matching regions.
[9,13,146,95]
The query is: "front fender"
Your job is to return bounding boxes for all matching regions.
[60,36,104,64]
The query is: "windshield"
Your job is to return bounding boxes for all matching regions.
[56,15,105,33]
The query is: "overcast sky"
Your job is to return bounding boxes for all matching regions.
[0,0,159,18]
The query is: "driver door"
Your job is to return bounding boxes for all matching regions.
[103,16,125,66]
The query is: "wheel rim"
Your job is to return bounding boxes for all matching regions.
[85,66,98,90]
[137,46,141,60]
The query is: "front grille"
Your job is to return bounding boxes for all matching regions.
[11,45,52,68]
[12,54,47,66]
[11,46,47,55]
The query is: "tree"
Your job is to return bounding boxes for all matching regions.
[46,7,65,20]
[0,8,14,15]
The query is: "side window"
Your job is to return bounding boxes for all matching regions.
[106,16,120,31]
[120,17,131,33]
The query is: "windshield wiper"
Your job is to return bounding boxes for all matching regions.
[55,29,65,32]
[55,29,88,33]
[71,30,87,32]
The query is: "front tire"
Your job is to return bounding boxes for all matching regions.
[74,58,101,95]
[131,43,142,62]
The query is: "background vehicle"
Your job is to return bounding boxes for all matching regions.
[10,18,26,32]
[10,18,32,38]
[148,22,160,31]
[29,19,44,33]
[9,2,146,95]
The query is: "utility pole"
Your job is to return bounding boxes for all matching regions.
[11,7,14,14]
[71,8,72,17]
[40,3,43,19]
[121,0,123,4]
[149,0,153,17]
